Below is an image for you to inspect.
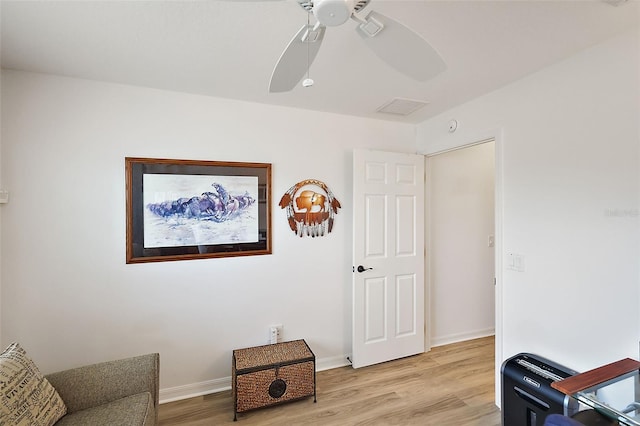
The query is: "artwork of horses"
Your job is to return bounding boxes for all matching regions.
[143,174,259,248]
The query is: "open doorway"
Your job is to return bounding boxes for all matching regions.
[426,140,496,347]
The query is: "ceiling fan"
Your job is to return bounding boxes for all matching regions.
[268,0,447,92]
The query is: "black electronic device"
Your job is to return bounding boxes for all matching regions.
[501,353,580,426]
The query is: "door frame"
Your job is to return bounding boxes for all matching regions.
[422,129,504,407]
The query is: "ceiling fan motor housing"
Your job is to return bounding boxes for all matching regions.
[313,0,356,26]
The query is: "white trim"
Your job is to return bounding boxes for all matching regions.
[160,377,230,404]
[423,137,495,157]
[493,129,504,409]
[424,155,432,353]
[316,354,351,371]
[430,328,496,348]
[159,354,351,404]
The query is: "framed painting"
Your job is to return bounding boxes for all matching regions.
[125,157,272,263]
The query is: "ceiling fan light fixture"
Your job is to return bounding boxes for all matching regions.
[377,98,429,116]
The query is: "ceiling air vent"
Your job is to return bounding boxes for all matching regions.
[601,0,628,6]
[376,98,429,116]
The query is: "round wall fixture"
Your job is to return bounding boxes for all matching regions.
[448,119,458,133]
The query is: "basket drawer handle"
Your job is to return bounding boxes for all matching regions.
[269,379,287,398]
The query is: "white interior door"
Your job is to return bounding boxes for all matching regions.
[352,149,425,368]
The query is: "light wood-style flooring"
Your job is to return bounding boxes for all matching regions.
[159,336,500,425]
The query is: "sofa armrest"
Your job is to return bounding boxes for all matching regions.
[45,353,159,420]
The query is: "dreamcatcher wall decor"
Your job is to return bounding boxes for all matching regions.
[279,179,341,238]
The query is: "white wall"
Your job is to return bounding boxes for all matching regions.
[0,70,417,400]
[427,142,495,346]
[417,27,640,378]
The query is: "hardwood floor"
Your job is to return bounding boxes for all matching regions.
[159,336,501,426]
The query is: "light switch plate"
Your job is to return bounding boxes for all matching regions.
[507,253,525,272]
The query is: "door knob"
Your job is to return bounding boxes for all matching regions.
[356,265,373,273]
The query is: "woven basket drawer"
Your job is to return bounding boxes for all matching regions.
[236,360,315,412]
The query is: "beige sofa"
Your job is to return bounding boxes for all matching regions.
[45,353,159,426]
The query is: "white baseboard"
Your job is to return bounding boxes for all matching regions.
[160,378,231,404]
[430,328,495,348]
[159,354,351,404]
[317,354,351,371]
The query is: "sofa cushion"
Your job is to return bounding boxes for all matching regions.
[54,392,154,426]
[0,342,67,426]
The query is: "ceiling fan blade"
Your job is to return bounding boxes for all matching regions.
[269,24,326,93]
[355,10,446,82]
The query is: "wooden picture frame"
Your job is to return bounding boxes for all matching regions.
[125,157,271,263]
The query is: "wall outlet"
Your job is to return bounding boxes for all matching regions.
[269,324,283,344]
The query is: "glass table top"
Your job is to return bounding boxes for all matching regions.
[574,368,640,426]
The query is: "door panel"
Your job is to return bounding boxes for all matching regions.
[396,195,416,256]
[352,149,425,368]
[365,195,386,257]
[364,277,387,343]
[396,274,417,336]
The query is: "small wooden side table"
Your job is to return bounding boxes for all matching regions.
[232,339,316,421]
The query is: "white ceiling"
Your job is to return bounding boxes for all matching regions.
[1,0,638,124]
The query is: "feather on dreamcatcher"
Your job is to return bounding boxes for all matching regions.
[279,179,341,238]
